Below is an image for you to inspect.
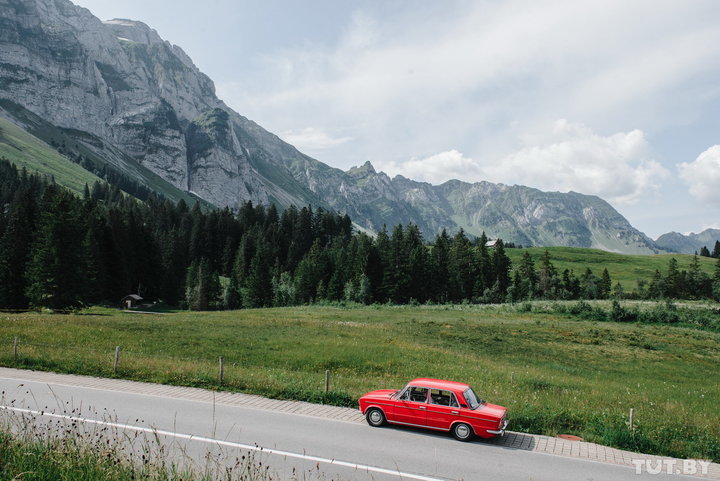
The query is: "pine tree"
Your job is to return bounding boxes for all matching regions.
[25,188,87,309]
[537,250,558,298]
[474,232,491,298]
[430,229,451,303]
[185,257,220,310]
[648,269,666,299]
[244,241,273,308]
[516,251,537,300]
[700,246,711,257]
[405,224,428,303]
[491,240,511,300]
[580,268,599,299]
[448,229,474,302]
[713,241,720,259]
[665,258,680,298]
[0,187,37,308]
[599,268,612,299]
[686,254,711,299]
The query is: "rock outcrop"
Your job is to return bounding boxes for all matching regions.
[0,0,662,253]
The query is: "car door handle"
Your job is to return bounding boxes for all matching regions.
[452,411,459,414]
[419,406,426,410]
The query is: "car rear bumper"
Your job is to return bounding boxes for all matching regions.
[486,418,508,436]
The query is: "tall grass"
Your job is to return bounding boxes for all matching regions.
[1,302,718,462]
[0,397,340,481]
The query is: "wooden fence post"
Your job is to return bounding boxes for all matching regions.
[511,371,515,384]
[219,356,224,385]
[13,337,18,362]
[113,346,120,374]
[325,370,330,393]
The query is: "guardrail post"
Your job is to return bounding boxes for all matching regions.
[511,371,515,384]
[113,345,120,374]
[325,369,330,392]
[629,408,634,431]
[219,356,224,385]
[13,337,18,362]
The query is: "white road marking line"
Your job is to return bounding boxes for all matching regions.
[0,406,448,481]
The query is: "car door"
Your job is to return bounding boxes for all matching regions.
[392,386,428,426]
[426,389,461,430]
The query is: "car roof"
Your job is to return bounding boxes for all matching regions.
[407,378,471,392]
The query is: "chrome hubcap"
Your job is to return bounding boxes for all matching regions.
[456,424,469,438]
[370,410,382,424]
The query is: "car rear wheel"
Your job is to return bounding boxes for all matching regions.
[366,408,386,427]
[452,422,474,441]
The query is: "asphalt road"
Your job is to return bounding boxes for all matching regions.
[0,376,700,481]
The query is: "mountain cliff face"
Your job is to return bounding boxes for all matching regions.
[0,0,661,253]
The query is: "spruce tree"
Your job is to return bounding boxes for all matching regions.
[448,229,473,302]
[0,188,37,308]
[491,240,511,297]
[599,268,612,299]
[244,241,273,308]
[25,188,87,309]
[537,250,558,298]
[516,251,537,300]
[430,229,451,303]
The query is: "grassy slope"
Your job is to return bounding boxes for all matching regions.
[0,117,103,194]
[505,246,719,289]
[0,101,210,207]
[1,304,718,461]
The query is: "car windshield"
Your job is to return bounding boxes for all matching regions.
[463,387,484,409]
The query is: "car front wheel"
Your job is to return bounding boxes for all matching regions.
[452,422,474,441]
[366,407,386,427]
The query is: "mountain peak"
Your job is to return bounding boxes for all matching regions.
[104,18,163,44]
[346,161,376,176]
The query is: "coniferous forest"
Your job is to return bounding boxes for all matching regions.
[1,158,719,310]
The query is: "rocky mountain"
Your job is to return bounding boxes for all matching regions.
[0,0,662,253]
[655,229,720,254]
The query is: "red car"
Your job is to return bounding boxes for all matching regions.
[358,378,508,441]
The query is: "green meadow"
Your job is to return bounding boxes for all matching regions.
[1,303,718,461]
[505,246,719,290]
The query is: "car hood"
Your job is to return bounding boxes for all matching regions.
[360,389,397,400]
[476,402,506,419]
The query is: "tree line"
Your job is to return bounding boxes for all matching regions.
[1,157,719,310]
[699,242,720,259]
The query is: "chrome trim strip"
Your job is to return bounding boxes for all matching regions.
[388,420,447,431]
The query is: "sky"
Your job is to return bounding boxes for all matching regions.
[72,0,720,239]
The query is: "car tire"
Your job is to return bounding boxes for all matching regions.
[452,422,474,441]
[366,407,387,427]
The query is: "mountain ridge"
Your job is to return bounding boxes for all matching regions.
[655,229,720,254]
[0,0,663,253]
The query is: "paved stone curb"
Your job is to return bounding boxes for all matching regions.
[1,367,718,479]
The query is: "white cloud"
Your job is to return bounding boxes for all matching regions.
[280,127,352,151]
[678,145,720,204]
[376,150,476,185]
[224,0,720,164]
[379,120,669,205]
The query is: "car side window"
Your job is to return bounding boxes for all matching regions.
[429,389,459,407]
[401,386,428,403]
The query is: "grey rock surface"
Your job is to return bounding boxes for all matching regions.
[0,0,662,253]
